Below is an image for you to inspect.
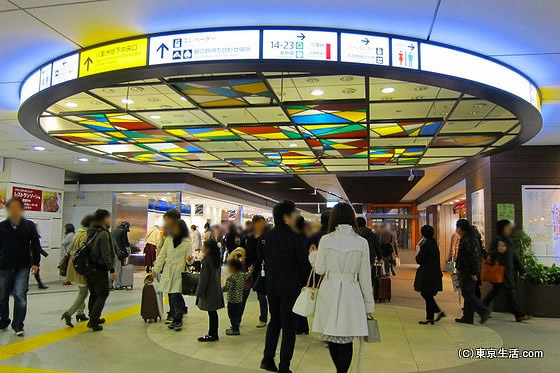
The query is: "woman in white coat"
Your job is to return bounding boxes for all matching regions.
[310,202,374,373]
[152,219,193,331]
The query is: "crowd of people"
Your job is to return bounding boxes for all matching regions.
[0,195,534,372]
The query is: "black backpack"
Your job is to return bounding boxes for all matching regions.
[73,232,98,276]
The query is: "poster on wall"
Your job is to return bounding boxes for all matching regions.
[0,184,7,209]
[497,203,515,223]
[471,189,485,246]
[42,190,62,213]
[12,186,42,211]
[195,204,204,216]
[522,186,560,265]
[32,218,52,248]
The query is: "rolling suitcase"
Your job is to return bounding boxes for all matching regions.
[371,263,383,281]
[121,264,134,290]
[374,276,391,302]
[141,283,161,322]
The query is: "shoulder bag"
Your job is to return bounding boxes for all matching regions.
[481,257,505,284]
[292,267,323,317]
[57,252,70,277]
[181,264,199,296]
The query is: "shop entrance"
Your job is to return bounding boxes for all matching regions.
[365,203,419,250]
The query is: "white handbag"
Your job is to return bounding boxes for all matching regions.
[293,267,323,317]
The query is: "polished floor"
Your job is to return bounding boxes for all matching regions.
[0,260,558,372]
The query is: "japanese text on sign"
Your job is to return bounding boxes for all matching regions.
[79,38,148,77]
[262,30,337,61]
[12,187,42,211]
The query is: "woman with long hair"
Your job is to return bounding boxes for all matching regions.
[310,202,374,373]
[414,225,445,325]
[196,239,225,342]
[152,219,192,331]
[61,223,76,286]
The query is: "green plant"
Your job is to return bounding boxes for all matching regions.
[513,231,560,285]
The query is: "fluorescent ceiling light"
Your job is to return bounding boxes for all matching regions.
[33,146,45,151]
[381,87,395,94]
[310,89,324,96]
[77,157,89,162]
[289,143,298,147]
[150,115,161,119]
[121,98,134,104]
[65,102,78,108]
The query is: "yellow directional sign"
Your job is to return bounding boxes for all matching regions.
[79,38,148,77]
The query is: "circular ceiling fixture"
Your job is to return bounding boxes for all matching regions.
[18,26,541,174]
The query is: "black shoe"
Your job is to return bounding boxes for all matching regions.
[0,321,11,331]
[480,313,491,324]
[61,312,74,328]
[87,322,103,332]
[76,314,89,322]
[516,315,533,322]
[435,312,446,322]
[168,321,183,331]
[295,330,309,335]
[455,318,473,325]
[13,327,25,336]
[98,318,106,325]
[38,285,49,289]
[183,307,188,314]
[260,358,279,372]
[197,334,219,342]
[418,320,434,325]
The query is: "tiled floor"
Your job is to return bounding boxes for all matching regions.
[0,263,558,372]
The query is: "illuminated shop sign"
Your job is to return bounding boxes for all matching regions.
[19,27,539,109]
[149,30,259,65]
[262,29,337,61]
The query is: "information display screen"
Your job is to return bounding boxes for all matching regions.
[262,29,337,61]
[340,33,389,65]
[149,30,260,65]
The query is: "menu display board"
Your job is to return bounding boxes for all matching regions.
[262,30,337,61]
[149,30,259,65]
[340,33,389,65]
[51,53,79,86]
[391,39,418,69]
[12,186,42,211]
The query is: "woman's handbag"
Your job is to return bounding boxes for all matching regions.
[365,317,381,343]
[57,252,70,277]
[481,258,505,284]
[450,272,461,292]
[292,267,323,317]
[181,266,199,296]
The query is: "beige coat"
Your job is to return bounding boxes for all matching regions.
[66,227,88,285]
[153,237,193,294]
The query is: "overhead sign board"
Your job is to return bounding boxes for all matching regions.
[79,38,148,77]
[340,33,389,65]
[262,30,337,61]
[149,30,259,65]
[391,39,418,69]
[20,70,40,103]
[52,53,79,85]
[39,64,52,91]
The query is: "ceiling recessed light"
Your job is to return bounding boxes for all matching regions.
[123,192,133,195]
[121,98,134,104]
[102,88,115,93]
[180,96,188,101]
[260,181,278,184]
[290,187,306,190]
[289,143,298,147]
[130,87,144,92]
[414,86,428,91]
[147,97,160,102]
[65,102,78,108]
[310,89,324,96]
[33,146,45,151]
[342,88,356,94]
[77,157,89,162]
[381,87,395,94]
[90,100,102,105]
[468,111,479,115]
[473,103,487,108]
[306,78,320,83]
[139,194,147,197]
[150,115,161,119]
[339,76,354,82]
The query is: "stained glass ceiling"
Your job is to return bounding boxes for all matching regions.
[40,73,520,174]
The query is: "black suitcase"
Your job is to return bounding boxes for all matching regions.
[141,283,161,322]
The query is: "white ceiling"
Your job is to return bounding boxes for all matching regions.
[0,0,558,196]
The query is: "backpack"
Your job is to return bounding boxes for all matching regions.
[73,232,98,276]
[381,243,393,257]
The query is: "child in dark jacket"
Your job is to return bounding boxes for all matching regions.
[222,258,253,335]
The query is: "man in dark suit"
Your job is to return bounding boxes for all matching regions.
[261,200,311,373]
[0,198,42,337]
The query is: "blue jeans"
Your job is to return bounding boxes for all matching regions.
[0,268,30,329]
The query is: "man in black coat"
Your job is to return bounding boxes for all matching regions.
[455,219,491,324]
[0,198,42,336]
[356,217,381,265]
[261,200,311,373]
[483,220,531,322]
[308,211,330,250]
[111,221,130,290]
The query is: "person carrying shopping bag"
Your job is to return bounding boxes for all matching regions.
[309,202,374,373]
